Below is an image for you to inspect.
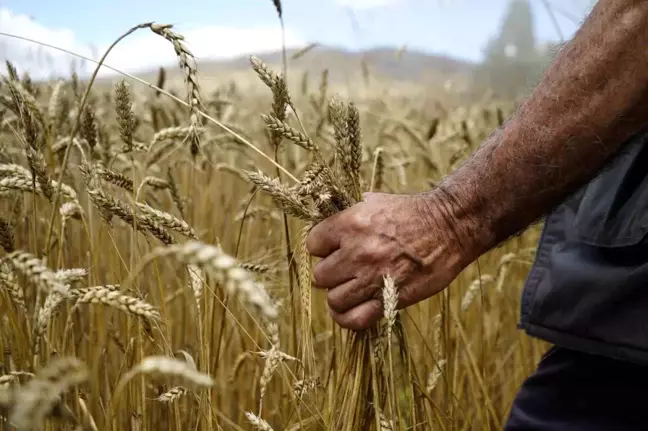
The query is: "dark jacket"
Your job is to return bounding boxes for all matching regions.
[519,130,648,365]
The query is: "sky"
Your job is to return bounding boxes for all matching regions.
[0,0,595,78]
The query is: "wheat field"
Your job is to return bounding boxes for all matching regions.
[0,16,548,431]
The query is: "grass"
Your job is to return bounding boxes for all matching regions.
[0,16,548,431]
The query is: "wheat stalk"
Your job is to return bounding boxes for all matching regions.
[148,126,201,150]
[142,241,277,321]
[47,80,64,135]
[134,201,196,239]
[246,170,319,221]
[382,275,398,340]
[291,43,318,60]
[293,377,321,398]
[0,217,14,253]
[234,207,281,223]
[0,262,26,313]
[427,359,447,394]
[259,346,281,411]
[0,163,32,178]
[94,164,134,192]
[250,56,279,89]
[60,201,83,222]
[239,262,273,274]
[166,167,185,218]
[246,411,275,431]
[25,143,55,201]
[34,291,66,358]
[118,356,214,390]
[140,176,170,191]
[187,264,204,315]
[156,386,187,403]
[262,114,319,152]
[55,268,87,285]
[379,411,394,431]
[229,352,253,383]
[293,163,325,198]
[346,102,363,199]
[0,172,78,203]
[114,79,135,152]
[460,274,495,312]
[370,147,385,192]
[86,187,174,245]
[78,397,98,431]
[0,371,35,386]
[8,357,88,431]
[72,286,161,321]
[149,23,202,155]
[81,106,98,151]
[298,223,315,370]
[2,77,45,131]
[5,251,68,297]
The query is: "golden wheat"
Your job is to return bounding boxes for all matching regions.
[0,26,544,431]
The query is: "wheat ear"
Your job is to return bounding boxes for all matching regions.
[0,217,14,253]
[8,357,88,431]
[298,223,314,370]
[246,170,318,222]
[5,251,68,297]
[460,275,495,312]
[86,187,174,245]
[156,386,187,403]
[245,411,275,431]
[0,263,26,314]
[118,356,214,390]
[134,201,196,239]
[142,241,278,321]
[114,79,135,152]
[370,147,385,192]
[149,23,202,156]
[71,286,161,321]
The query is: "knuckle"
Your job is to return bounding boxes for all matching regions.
[357,302,382,330]
[349,211,371,231]
[334,315,350,330]
[327,290,344,313]
[377,240,391,256]
[351,314,369,331]
[357,245,377,261]
[312,262,325,287]
[359,245,383,263]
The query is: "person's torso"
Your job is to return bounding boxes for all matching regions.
[520,128,648,364]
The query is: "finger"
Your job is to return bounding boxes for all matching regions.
[306,213,342,258]
[312,249,355,289]
[329,299,383,331]
[327,277,375,314]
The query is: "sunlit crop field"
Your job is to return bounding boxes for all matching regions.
[0,18,549,431]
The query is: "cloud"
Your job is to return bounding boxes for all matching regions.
[0,7,95,79]
[336,0,404,11]
[0,7,305,79]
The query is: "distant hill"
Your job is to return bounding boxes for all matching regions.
[133,46,476,94]
[209,46,474,82]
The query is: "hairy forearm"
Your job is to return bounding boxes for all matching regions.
[431,1,648,259]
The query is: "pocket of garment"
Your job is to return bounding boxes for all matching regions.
[572,131,648,248]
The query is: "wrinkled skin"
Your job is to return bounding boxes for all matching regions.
[307,191,471,331]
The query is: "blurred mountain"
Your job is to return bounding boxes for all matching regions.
[213,47,474,82]
[136,46,476,93]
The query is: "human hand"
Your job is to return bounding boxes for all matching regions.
[307,191,472,331]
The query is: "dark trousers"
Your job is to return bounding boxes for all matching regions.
[505,346,648,430]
